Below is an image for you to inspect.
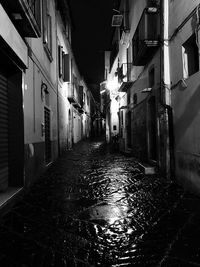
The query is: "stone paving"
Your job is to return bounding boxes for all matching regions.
[0,140,200,266]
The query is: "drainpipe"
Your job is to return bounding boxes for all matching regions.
[160,0,174,178]
[55,8,60,156]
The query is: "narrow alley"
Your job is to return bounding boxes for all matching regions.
[0,139,199,267]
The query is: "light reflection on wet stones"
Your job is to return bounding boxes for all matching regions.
[0,140,196,266]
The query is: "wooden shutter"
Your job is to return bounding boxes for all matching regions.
[58,45,63,78]
[42,0,48,44]
[79,86,83,106]
[63,54,70,82]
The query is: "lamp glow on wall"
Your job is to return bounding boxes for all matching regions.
[106,76,119,91]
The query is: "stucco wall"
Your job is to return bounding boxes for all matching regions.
[170,0,200,191]
[169,0,200,37]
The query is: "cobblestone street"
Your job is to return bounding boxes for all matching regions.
[0,140,200,266]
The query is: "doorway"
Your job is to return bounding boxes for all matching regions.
[148,96,157,161]
[0,52,24,191]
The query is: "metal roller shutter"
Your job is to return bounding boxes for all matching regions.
[0,73,8,191]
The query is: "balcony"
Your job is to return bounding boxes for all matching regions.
[67,83,76,104]
[68,93,81,110]
[118,63,133,92]
[117,63,132,83]
[132,7,160,66]
[1,0,41,37]
[67,83,82,111]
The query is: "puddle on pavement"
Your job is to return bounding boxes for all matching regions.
[0,140,184,267]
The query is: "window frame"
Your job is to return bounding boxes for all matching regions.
[42,0,53,61]
[182,33,199,79]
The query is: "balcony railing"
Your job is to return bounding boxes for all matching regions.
[118,63,133,93]
[118,63,132,83]
[67,83,83,111]
[132,7,160,65]
[1,0,41,37]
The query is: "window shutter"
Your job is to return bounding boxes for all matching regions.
[63,54,70,82]
[47,14,52,51]
[58,45,63,78]
[42,0,48,44]
[79,86,83,106]
[35,0,41,31]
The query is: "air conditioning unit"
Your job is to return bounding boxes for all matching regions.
[111,15,123,27]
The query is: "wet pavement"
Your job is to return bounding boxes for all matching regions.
[0,140,200,266]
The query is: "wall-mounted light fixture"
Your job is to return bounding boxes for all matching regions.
[41,82,49,101]
[141,87,152,93]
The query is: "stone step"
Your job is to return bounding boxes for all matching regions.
[138,162,156,175]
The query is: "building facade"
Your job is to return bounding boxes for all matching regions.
[0,0,95,205]
[169,0,200,191]
[103,0,171,175]
[102,0,200,192]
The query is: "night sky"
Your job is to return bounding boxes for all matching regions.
[68,0,120,99]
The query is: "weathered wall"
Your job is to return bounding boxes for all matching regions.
[132,100,147,159]
[170,0,200,191]
[169,0,200,37]
[57,10,72,152]
[23,0,59,186]
[24,57,58,187]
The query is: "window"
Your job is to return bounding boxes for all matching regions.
[182,33,199,78]
[65,20,71,42]
[149,66,155,87]
[58,46,70,82]
[73,75,78,91]
[58,45,63,78]
[63,54,70,82]
[42,0,52,61]
[105,69,108,80]
[28,0,41,31]
[121,110,123,125]
[113,125,117,131]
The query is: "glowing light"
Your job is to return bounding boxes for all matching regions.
[100,89,106,94]
[106,76,119,91]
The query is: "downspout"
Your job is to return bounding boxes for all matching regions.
[161,0,174,178]
[55,7,60,156]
